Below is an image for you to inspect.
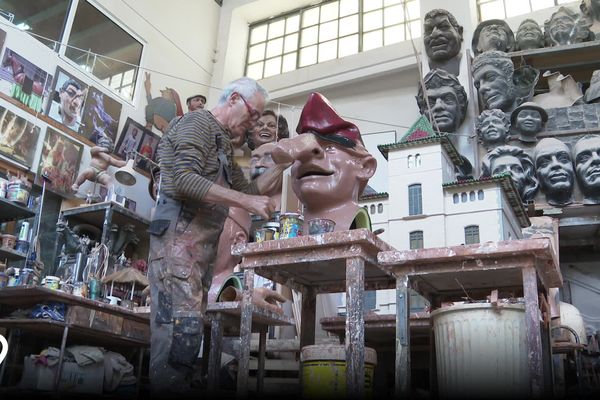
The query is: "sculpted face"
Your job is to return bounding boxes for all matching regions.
[251,114,278,149]
[250,142,277,179]
[479,114,510,147]
[516,21,544,50]
[423,14,462,61]
[478,24,509,52]
[491,154,527,195]
[424,86,461,132]
[473,64,514,111]
[549,10,576,43]
[515,109,543,136]
[535,141,574,194]
[59,84,84,122]
[574,136,600,193]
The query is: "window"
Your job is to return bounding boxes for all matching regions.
[65,1,143,100]
[415,153,422,167]
[461,192,467,203]
[409,230,423,249]
[465,225,480,245]
[0,0,71,50]
[477,0,573,21]
[377,203,383,213]
[408,184,422,215]
[478,190,484,200]
[469,191,476,201]
[246,0,421,79]
[370,204,376,214]
[453,193,459,204]
[407,155,414,168]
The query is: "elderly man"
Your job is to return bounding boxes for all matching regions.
[271,92,376,231]
[573,134,600,204]
[515,19,545,51]
[185,94,206,112]
[472,19,515,55]
[148,77,286,395]
[534,138,575,206]
[472,50,519,112]
[423,9,463,74]
[545,6,594,46]
[476,109,511,150]
[481,145,539,202]
[416,69,468,133]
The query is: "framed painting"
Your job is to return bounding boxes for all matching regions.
[135,129,160,172]
[45,67,88,133]
[115,117,146,160]
[0,105,41,167]
[0,48,53,113]
[37,127,83,197]
[79,86,122,148]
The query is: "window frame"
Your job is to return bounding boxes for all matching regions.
[408,183,422,216]
[464,225,480,245]
[476,0,574,21]
[409,230,424,249]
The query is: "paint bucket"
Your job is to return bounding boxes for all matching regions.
[263,221,280,240]
[307,218,336,235]
[300,344,377,399]
[45,276,61,290]
[254,228,270,243]
[279,212,304,239]
[6,181,30,205]
[72,282,88,297]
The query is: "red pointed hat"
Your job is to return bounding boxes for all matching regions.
[296,92,362,147]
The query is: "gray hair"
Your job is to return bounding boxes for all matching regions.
[217,77,269,106]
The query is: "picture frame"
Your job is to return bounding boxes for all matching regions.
[115,117,146,160]
[37,127,83,197]
[135,129,160,173]
[0,105,41,167]
[0,48,54,113]
[45,67,88,134]
[79,86,122,149]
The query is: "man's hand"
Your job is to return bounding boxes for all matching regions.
[252,287,287,315]
[242,194,275,220]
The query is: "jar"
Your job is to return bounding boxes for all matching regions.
[89,278,102,300]
[1,234,16,249]
[279,212,304,239]
[45,276,61,290]
[263,221,280,240]
[7,177,30,205]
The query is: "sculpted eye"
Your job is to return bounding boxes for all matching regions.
[577,153,591,164]
[324,145,336,153]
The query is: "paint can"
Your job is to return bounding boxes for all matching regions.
[263,221,280,240]
[45,276,61,290]
[17,268,34,286]
[6,180,30,205]
[254,228,270,243]
[307,218,336,235]
[279,212,304,239]
[72,282,88,298]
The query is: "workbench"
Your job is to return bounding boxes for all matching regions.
[234,228,395,398]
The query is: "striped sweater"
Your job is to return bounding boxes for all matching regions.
[157,109,258,203]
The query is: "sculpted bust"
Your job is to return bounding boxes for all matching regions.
[476,109,511,150]
[515,19,545,51]
[511,102,547,143]
[423,9,463,74]
[472,19,515,55]
[534,138,574,207]
[573,134,600,204]
[544,6,594,46]
[415,69,468,133]
[472,50,518,112]
[481,145,539,202]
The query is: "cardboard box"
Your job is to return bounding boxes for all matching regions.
[19,357,104,394]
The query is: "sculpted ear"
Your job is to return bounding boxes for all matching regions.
[357,155,377,181]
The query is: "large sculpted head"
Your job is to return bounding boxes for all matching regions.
[511,102,547,142]
[416,69,468,133]
[544,6,594,46]
[423,9,463,62]
[271,93,376,229]
[476,109,511,149]
[472,19,515,55]
[534,138,574,206]
[515,19,545,51]
[573,135,600,204]
[481,145,539,202]
[472,50,517,112]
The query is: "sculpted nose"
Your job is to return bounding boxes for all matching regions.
[271,134,324,164]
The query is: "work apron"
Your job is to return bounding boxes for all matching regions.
[148,143,232,392]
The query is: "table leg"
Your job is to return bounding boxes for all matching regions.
[237,269,255,398]
[257,328,267,396]
[395,275,410,399]
[522,266,542,399]
[345,257,365,399]
[299,287,316,393]
[54,325,69,393]
[208,313,224,394]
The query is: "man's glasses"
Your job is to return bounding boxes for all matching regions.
[237,93,261,122]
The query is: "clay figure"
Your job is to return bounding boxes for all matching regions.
[472,19,515,55]
[71,136,127,192]
[544,6,594,47]
[416,69,468,133]
[534,138,574,207]
[423,9,463,74]
[472,50,518,112]
[476,109,511,150]
[481,145,539,202]
[515,19,545,51]
[511,102,548,143]
[573,134,600,204]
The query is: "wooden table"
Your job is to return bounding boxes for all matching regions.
[377,237,562,399]
[234,229,395,398]
[0,286,149,396]
[204,301,294,395]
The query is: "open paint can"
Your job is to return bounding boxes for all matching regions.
[279,212,304,239]
[308,218,336,235]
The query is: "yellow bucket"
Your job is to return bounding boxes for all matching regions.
[300,344,377,399]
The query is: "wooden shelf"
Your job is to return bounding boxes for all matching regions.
[0,196,36,223]
[0,247,27,261]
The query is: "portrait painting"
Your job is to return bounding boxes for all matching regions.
[46,67,88,133]
[0,105,40,167]
[37,128,83,197]
[115,117,145,160]
[0,48,53,112]
[136,130,160,172]
[79,86,122,149]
